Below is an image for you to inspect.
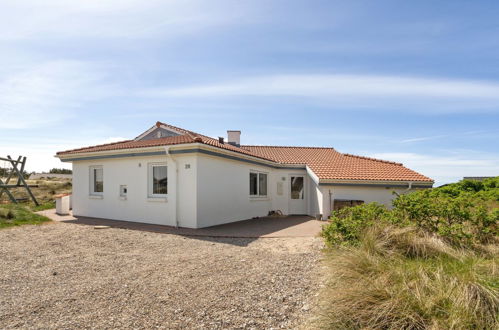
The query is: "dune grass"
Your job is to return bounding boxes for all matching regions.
[317,225,498,329]
[0,204,51,229]
[0,177,71,207]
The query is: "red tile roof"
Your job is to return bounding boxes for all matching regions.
[57,122,433,183]
[242,146,432,182]
[56,135,195,155]
[57,122,276,162]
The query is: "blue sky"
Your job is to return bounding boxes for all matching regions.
[0,0,498,186]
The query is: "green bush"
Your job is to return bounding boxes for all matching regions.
[438,177,499,201]
[322,203,391,246]
[322,177,499,248]
[392,191,497,246]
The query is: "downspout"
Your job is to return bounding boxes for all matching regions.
[165,147,179,228]
[328,189,332,218]
[406,181,413,191]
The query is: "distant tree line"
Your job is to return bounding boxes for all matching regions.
[1,168,71,178]
[0,168,30,178]
[49,168,72,174]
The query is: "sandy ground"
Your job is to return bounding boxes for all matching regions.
[0,222,323,329]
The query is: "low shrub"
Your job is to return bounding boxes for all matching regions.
[392,191,498,246]
[322,203,391,246]
[0,208,15,220]
[323,177,499,248]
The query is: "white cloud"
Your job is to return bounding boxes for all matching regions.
[369,152,499,186]
[141,74,499,113]
[0,0,255,40]
[0,60,117,129]
[0,136,132,172]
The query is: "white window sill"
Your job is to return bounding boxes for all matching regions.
[147,197,168,202]
[119,196,127,201]
[89,195,103,199]
[250,196,270,201]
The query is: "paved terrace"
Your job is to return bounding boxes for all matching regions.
[37,209,325,238]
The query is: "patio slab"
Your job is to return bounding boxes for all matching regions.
[37,209,325,238]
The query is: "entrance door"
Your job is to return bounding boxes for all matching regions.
[289,175,307,214]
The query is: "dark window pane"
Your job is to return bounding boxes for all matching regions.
[153,166,168,194]
[291,176,304,199]
[259,173,267,196]
[250,172,258,195]
[94,168,103,193]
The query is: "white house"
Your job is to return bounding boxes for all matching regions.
[56,122,433,228]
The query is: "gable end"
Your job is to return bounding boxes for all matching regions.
[136,127,181,141]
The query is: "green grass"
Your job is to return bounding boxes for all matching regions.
[0,204,51,229]
[30,201,56,212]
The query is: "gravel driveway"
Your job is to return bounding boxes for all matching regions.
[0,222,323,329]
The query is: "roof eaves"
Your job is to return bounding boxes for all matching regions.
[56,139,134,156]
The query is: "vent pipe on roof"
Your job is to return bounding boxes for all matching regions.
[218,137,225,144]
[227,130,241,147]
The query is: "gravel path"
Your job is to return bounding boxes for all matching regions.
[0,222,323,329]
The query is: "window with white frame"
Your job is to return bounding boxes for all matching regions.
[89,166,103,195]
[148,163,168,197]
[250,171,268,197]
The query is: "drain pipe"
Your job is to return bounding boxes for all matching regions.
[165,147,179,228]
[406,181,413,191]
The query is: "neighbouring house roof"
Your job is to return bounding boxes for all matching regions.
[56,121,433,183]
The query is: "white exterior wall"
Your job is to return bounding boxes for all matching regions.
[195,154,310,228]
[69,149,419,228]
[309,178,323,218]
[196,154,271,228]
[320,185,414,218]
[72,153,198,227]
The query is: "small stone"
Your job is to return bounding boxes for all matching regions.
[94,225,110,229]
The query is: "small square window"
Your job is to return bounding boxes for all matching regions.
[120,185,127,197]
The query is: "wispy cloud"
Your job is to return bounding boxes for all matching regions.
[0,60,118,129]
[0,0,257,40]
[399,130,499,144]
[141,74,499,113]
[369,152,499,186]
[400,135,448,143]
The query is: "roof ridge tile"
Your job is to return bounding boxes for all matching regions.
[242,145,335,150]
[343,153,403,166]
